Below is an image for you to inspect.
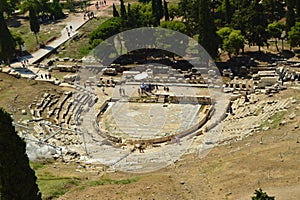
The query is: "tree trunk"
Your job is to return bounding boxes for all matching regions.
[228,52,231,59]
[7,57,11,67]
[35,33,39,45]
[275,39,279,52]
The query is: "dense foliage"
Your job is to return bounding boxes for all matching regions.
[0,108,41,199]
[288,22,300,47]
[2,0,300,64]
[0,0,15,65]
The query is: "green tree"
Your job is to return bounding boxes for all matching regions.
[48,0,64,19]
[127,3,137,28]
[233,1,268,52]
[168,4,179,21]
[113,3,119,17]
[224,30,244,57]
[0,108,42,199]
[163,0,169,21]
[0,0,16,66]
[217,26,232,41]
[288,22,300,48]
[217,27,244,57]
[252,188,275,200]
[286,0,295,32]
[178,0,189,20]
[10,30,24,51]
[29,7,40,45]
[296,0,300,19]
[152,0,163,26]
[89,17,122,48]
[178,0,199,35]
[198,0,220,58]
[262,0,285,23]
[21,0,41,45]
[157,0,163,21]
[223,0,234,24]
[160,21,187,34]
[120,0,127,19]
[267,21,285,51]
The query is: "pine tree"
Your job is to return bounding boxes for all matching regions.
[0,108,41,199]
[198,0,219,58]
[113,3,119,17]
[164,0,169,21]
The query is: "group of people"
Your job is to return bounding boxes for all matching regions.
[83,11,95,20]
[21,59,29,68]
[137,83,171,95]
[40,73,52,80]
[95,1,106,10]
[138,83,159,95]
[66,25,73,37]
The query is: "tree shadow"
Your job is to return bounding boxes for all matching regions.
[41,46,55,51]
[7,16,23,28]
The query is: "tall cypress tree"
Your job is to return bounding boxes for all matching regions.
[113,3,119,17]
[164,0,169,21]
[224,0,233,24]
[29,7,40,45]
[286,0,295,32]
[120,0,127,19]
[152,0,163,26]
[127,3,136,28]
[152,0,158,26]
[0,108,41,199]
[0,0,15,66]
[157,0,163,20]
[198,0,219,58]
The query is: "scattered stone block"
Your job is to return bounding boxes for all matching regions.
[289,113,296,120]
[279,120,287,126]
[262,126,269,131]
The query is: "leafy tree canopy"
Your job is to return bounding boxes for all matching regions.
[288,22,300,48]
